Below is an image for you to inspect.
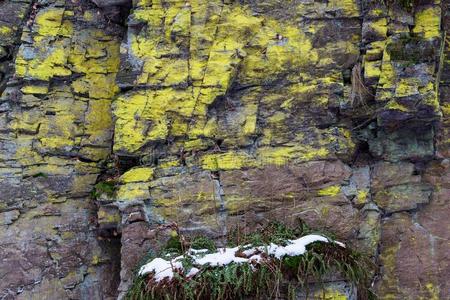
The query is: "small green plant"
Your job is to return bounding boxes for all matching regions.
[91,180,116,199]
[32,172,48,178]
[191,236,217,251]
[126,222,376,300]
[227,221,313,247]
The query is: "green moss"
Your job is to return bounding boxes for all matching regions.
[32,172,48,178]
[91,181,116,199]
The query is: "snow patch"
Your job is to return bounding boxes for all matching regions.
[138,257,183,281]
[187,267,200,277]
[138,234,345,282]
[195,246,249,266]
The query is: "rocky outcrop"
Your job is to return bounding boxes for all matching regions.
[0,1,124,298]
[0,0,449,299]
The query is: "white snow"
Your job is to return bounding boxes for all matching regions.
[138,234,345,282]
[242,247,258,256]
[195,246,249,266]
[138,257,183,281]
[186,267,200,277]
[248,254,263,262]
[279,234,329,258]
[189,248,209,254]
[334,240,346,248]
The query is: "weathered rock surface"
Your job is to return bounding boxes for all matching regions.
[0,0,449,299]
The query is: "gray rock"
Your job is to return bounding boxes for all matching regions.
[91,0,130,7]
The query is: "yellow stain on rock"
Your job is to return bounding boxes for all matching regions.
[201,151,256,171]
[413,6,441,39]
[120,167,155,183]
[34,8,65,38]
[317,185,341,197]
[313,288,349,300]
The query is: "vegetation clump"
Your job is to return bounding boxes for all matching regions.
[32,172,48,178]
[91,180,116,199]
[126,222,376,300]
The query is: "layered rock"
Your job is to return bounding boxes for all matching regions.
[0,1,124,298]
[0,0,449,299]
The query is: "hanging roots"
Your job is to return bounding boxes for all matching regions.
[350,63,372,108]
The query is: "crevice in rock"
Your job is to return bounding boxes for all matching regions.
[211,171,228,239]
[90,0,132,26]
[96,235,122,298]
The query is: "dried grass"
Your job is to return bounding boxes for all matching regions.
[350,63,372,109]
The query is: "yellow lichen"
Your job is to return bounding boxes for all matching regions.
[34,8,65,38]
[317,185,341,197]
[328,0,360,17]
[413,7,441,39]
[385,100,409,112]
[72,73,119,99]
[365,40,387,61]
[158,160,180,168]
[91,255,101,265]
[313,288,348,300]
[120,167,154,183]
[424,283,440,300]
[441,103,450,117]
[98,209,121,224]
[395,79,419,97]
[0,26,12,36]
[21,85,49,95]
[300,147,330,161]
[116,183,150,201]
[356,190,369,204]
[364,60,381,79]
[201,151,256,171]
[16,40,72,80]
[83,11,94,22]
[256,146,296,166]
[369,18,388,38]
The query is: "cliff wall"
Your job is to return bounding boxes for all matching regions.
[0,0,449,299]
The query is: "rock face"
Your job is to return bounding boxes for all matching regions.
[0,0,449,299]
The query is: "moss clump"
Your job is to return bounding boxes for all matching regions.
[91,180,116,199]
[126,222,376,300]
